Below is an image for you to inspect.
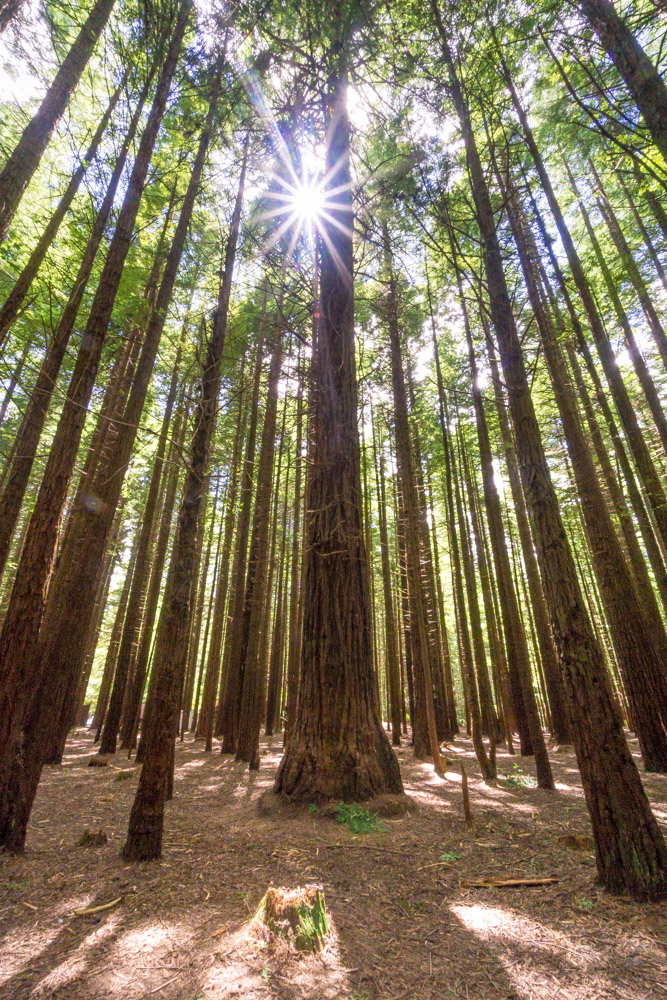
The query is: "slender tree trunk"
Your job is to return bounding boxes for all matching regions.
[99,339,185,754]
[580,0,667,163]
[506,184,667,773]
[375,424,402,746]
[567,166,667,458]
[435,6,667,898]
[506,71,667,552]
[127,400,188,754]
[0,0,118,242]
[122,140,247,862]
[0,4,191,851]
[529,186,667,611]
[197,370,247,750]
[283,351,304,743]
[381,230,444,771]
[589,160,667,373]
[265,431,290,738]
[236,311,287,767]
[218,301,266,747]
[0,76,125,344]
[0,79,150,577]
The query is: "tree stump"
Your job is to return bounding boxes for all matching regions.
[251,885,329,953]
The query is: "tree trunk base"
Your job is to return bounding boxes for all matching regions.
[275,728,403,803]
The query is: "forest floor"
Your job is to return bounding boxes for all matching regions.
[0,731,666,1000]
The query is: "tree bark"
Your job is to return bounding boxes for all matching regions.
[580,0,667,164]
[274,53,402,802]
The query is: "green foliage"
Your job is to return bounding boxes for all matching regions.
[335,803,388,835]
[504,763,537,789]
[439,850,461,862]
[294,891,329,952]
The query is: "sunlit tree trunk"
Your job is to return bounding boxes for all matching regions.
[275,51,402,801]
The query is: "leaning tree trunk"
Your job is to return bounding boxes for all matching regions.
[505,184,667,773]
[506,69,667,554]
[434,4,667,899]
[274,53,402,803]
[0,0,118,242]
[0,4,191,852]
[121,142,247,862]
[580,0,667,164]
[0,78,150,577]
[0,76,124,345]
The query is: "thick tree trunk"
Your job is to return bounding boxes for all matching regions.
[0,0,118,241]
[274,55,402,802]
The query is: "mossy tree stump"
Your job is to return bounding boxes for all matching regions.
[252,885,329,953]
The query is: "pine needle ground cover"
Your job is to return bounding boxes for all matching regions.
[0,730,665,1000]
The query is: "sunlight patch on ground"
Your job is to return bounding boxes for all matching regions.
[203,907,350,1000]
[31,914,121,998]
[449,903,661,1000]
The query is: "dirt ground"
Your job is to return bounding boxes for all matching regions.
[0,729,666,1000]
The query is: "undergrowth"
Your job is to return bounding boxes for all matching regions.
[504,762,537,788]
[335,803,388,834]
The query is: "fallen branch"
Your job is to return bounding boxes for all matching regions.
[324,844,410,855]
[464,877,558,888]
[74,896,122,916]
[146,972,181,995]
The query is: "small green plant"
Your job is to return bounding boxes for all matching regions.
[295,891,329,952]
[440,850,461,862]
[335,803,387,834]
[308,804,319,814]
[577,897,595,911]
[504,763,537,788]
[350,991,371,1000]
[261,966,271,984]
